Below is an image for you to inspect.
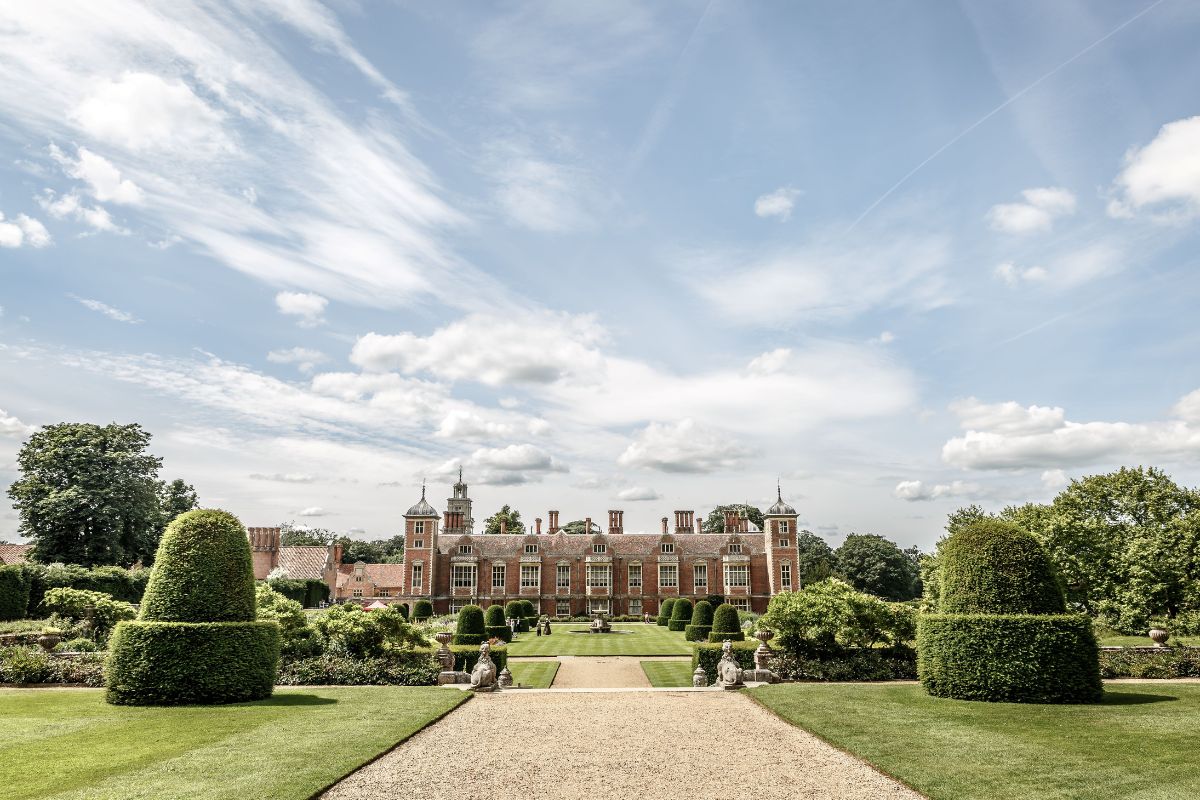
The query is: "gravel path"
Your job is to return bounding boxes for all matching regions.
[550,656,655,688]
[322,691,922,800]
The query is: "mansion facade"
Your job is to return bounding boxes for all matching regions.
[379,475,803,617]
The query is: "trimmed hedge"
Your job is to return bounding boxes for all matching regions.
[709,603,744,642]
[265,578,330,608]
[684,624,712,642]
[18,564,150,614]
[1099,647,1200,679]
[413,599,433,621]
[917,614,1102,703]
[485,625,513,643]
[770,646,917,682]
[668,598,693,632]
[277,650,437,686]
[453,604,486,645]
[939,519,1065,615]
[690,600,714,627]
[691,641,758,685]
[434,643,508,674]
[657,598,676,626]
[140,510,257,622]
[106,620,281,705]
[485,604,506,627]
[0,566,30,622]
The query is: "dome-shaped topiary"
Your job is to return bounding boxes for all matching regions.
[504,600,522,619]
[939,519,1065,615]
[485,604,506,627]
[519,599,536,618]
[708,602,745,642]
[454,604,486,645]
[106,509,279,705]
[139,510,256,623]
[690,600,714,627]
[657,597,676,626]
[413,599,433,621]
[668,598,693,631]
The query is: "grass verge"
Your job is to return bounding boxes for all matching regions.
[0,686,467,800]
[505,623,692,657]
[750,682,1200,800]
[508,660,560,688]
[641,660,693,687]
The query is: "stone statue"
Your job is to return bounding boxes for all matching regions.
[713,640,744,690]
[470,642,497,691]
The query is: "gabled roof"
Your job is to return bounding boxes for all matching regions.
[277,546,331,581]
[336,562,407,588]
[0,543,32,565]
[432,531,765,558]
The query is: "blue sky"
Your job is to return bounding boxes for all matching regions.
[2,1,1200,549]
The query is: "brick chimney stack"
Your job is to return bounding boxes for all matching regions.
[535,517,543,535]
[585,516,592,535]
[500,517,508,535]
[673,510,694,534]
[661,517,669,534]
[694,516,702,535]
[548,510,560,534]
[608,510,624,535]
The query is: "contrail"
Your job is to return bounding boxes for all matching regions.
[843,0,1165,235]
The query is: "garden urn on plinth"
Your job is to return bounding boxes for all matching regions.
[37,632,61,653]
[1149,628,1170,647]
[498,666,513,689]
[692,665,708,688]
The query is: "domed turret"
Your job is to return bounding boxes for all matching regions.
[765,483,796,516]
[405,482,440,518]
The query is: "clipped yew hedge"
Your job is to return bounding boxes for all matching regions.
[668,598,693,632]
[484,604,512,642]
[657,598,676,626]
[0,566,30,622]
[453,604,486,645]
[708,603,744,642]
[918,614,1101,703]
[105,509,280,705]
[939,519,1064,615]
[691,641,758,685]
[1099,647,1200,679]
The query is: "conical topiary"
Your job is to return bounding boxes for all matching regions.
[105,509,280,705]
[454,604,486,645]
[657,598,676,626]
[708,602,745,642]
[668,598,693,631]
[918,518,1101,704]
[484,603,511,643]
[685,600,714,641]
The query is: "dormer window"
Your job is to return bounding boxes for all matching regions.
[458,544,472,554]
[592,543,606,554]
[525,543,539,554]
[661,542,674,554]
[729,543,743,555]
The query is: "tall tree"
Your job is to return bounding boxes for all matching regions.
[702,504,764,533]
[155,478,198,558]
[7,423,164,566]
[560,519,601,534]
[281,524,338,546]
[833,533,919,600]
[484,504,524,534]
[794,530,834,587]
[336,534,405,564]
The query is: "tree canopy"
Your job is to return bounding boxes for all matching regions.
[560,518,601,535]
[795,530,834,587]
[339,534,404,564]
[7,423,194,566]
[484,504,525,534]
[833,533,919,601]
[702,504,764,533]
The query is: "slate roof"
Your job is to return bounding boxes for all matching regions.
[337,563,407,589]
[277,546,331,581]
[0,543,32,565]
[433,531,765,558]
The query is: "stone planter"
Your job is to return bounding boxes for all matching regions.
[1149,628,1170,647]
[37,633,61,653]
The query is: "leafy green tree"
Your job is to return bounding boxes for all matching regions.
[795,531,834,587]
[8,423,166,566]
[484,505,524,534]
[833,533,919,600]
[281,524,338,547]
[335,533,404,564]
[761,579,915,653]
[560,519,601,534]
[702,504,764,533]
[155,479,198,542]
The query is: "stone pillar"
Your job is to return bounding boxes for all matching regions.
[694,517,702,535]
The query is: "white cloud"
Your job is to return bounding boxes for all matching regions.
[36,190,124,234]
[275,292,327,328]
[994,261,1048,286]
[869,331,896,345]
[617,418,749,474]
[267,347,327,373]
[485,139,599,233]
[0,409,35,437]
[987,187,1076,233]
[296,506,330,517]
[893,480,980,502]
[942,392,1200,469]
[1041,469,1069,491]
[437,443,568,485]
[70,295,139,324]
[350,312,606,386]
[754,186,801,220]
[683,235,951,326]
[616,486,661,501]
[250,472,317,483]
[72,72,231,155]
[0,212,51,248]
[1109,115,1200,219]
[50,144,144,204]
[435,410,514,440]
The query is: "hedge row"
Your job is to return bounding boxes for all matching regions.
[657,598,676,626]
[277,651,438,686]
[691,641,759,685]
[264,578,330,608]
[0,647,106,686]
[20,563,151,612]
[0,567,30,622]
[770,646,917,682]
[708,603,744,641]
[1099,647,1200,679]
[485,625,513,643]
[917,613,1102,703]
[684,624,712,642]
[413,599,434,620]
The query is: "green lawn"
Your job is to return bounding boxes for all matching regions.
[641,660,693,687]
[1099,635,1200,647]
[751,682,1200,800]
[505,623,692,656]
[0,687,467,800]
[508,660,559,688]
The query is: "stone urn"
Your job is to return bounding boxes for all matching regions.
[754,628,775,646]
[692,665,708,688]
[1149,628,1170,647]
[434,630,454,671]
[37,632,61,653]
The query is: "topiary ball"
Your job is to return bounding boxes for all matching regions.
[485,604,506,627]
[413,599,433,620]
[690,600,714,627]
[711,603,741,634]
[939,519,1065,615]
[139,509,256,623]
[519,599,536,618]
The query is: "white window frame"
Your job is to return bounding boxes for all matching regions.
[693,563,707,589]
[521,564,540,589]
[450,600,466,613]
[724,563,749,588]
[413,538,424,549]
[491,563,506,589]
[586,564,611,589]
[588,598,610,615]
[628,598,642,616]
[659,563,678,588]
[728,542,743,555]
[453,564,477,589]
[730,597,750,611]
[411,563,423,588]
[378,588,391,598]
[525,543,539,554]
[661,542,674,554]
[556,563,570,589]
[458,544,472,554]
[781,562,792,590]
[352,589,363,598]
[780,521,789,534]
[627,563,642,588]
[778,538,790,548]
[592,543,606,554]
[556,600,571,617]
[415,521,425,535]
